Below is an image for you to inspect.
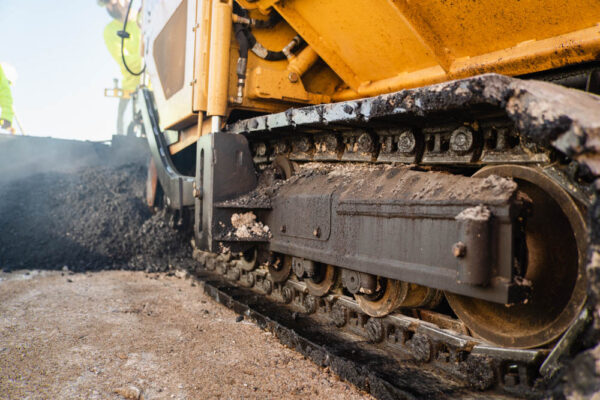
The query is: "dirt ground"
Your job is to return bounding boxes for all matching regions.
[0,269,372,400]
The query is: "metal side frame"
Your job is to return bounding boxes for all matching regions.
[136,88,195,212]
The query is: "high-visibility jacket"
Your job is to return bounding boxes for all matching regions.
[103,18,142,92]
[0,65,14,123]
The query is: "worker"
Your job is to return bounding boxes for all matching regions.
[98,0,143,135]
[0,63,14,133]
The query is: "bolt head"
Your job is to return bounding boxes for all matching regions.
[452,242,467,258]
[357,132,374,152]
[449,127,474,154]
[397,130,416,153]
[288,72,299,83]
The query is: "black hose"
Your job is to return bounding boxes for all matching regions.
[233,5,250,60]
[235,26,250,59]
[117,0,145,76]
[253,12,282,29]
[254,42,287,61]
[231,5,299,62]
[248,34,305,61]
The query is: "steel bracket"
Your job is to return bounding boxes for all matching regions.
[137,88,195,212]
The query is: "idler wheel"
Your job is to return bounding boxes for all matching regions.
[268,254,292,283]
[305,264,337,297]
[445,165,587,348]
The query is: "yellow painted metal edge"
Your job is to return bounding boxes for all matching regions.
[334,25,600,101]
[193,0,213,112]
[449,25,600,79]
[207,0,233,116]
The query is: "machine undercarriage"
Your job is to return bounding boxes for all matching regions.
[137,72,600,394]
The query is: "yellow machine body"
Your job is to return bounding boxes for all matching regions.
[262,0,600,100]
[142,0,600,153]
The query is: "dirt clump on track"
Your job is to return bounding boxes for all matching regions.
[0,162,191,273]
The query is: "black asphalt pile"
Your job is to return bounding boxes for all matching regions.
[0,137,192,272]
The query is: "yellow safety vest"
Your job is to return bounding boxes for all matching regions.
[103,18,142,92]
[0,65,14,123]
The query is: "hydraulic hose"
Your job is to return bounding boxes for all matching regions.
[232,4,251,104]
[230,5,306,103]
[232,6,303,62]
[233,21,250,104]
[249,35,304,61]
[117,0,145,76]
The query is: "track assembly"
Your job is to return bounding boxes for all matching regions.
[212,160,587,348]
[190,252,591,398]
[136,74,600,398]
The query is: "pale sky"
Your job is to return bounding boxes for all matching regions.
[0,1,129,141]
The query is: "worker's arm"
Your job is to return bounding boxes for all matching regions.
[0,67,14,125]
[104,21,143,92]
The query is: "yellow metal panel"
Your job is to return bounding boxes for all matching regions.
[247,66,330,103]
[144,0,198,131]
[192,0,212,112]
[333,25,600,100]
[449,25,600,78]
[207,0,233,117]
[190,0,600,120]
[273,0,440,90]
[251,0,600,100]
[393,0,600,60]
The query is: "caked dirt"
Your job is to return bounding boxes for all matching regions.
[0,269,371,399]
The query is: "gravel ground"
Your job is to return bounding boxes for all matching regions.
[0,269,372,400]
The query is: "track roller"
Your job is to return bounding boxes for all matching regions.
[268,254,292,283]
[347,273,442,317]
[305,264,337,297]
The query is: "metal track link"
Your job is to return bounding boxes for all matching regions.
[237,114,551,167]
[192,249,558,397]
